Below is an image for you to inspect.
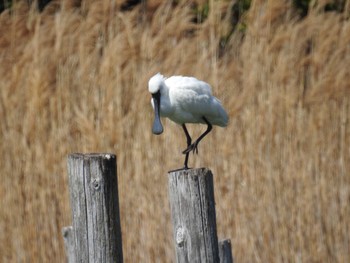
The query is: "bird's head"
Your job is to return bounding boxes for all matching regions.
[148,73,165,94]
[148,73,164,135]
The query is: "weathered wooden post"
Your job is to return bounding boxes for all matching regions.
[219,239,233,263]
[62,226,75,263]
[168,168,232,263]
[62,153,123,263]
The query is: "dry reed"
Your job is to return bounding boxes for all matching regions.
[0,0,349,262]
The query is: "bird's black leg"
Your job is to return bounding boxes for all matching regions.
[182,124,191,169]
[182,117,212,155]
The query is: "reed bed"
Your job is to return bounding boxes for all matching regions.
[0,0,349,262]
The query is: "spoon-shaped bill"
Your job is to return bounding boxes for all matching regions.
[152,92,163,135]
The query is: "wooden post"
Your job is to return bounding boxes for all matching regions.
[62,153,123,263]
[219,239,233,263]
[62,226,75,263]
[168,168,219,263]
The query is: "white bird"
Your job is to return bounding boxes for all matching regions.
[148,73,229,170]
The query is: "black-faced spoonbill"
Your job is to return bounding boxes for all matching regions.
[148,73,229,170]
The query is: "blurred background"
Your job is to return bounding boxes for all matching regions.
[0,0,349,262]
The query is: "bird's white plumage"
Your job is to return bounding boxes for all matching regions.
[148,73,228,127]
[148,73,164,94]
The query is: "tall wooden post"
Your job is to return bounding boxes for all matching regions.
[168,168,220,263]
[62,153,123,263]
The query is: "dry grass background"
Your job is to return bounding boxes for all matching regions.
[0,0,349,262]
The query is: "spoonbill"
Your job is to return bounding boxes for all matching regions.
[148,73,229,170]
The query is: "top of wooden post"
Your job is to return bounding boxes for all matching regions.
[168,167,211,175]
[68,152,116,160]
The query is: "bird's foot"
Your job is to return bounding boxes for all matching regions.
[168,166,190,173]
[182,141,199,155]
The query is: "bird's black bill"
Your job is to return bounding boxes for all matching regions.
[152,91,163,135]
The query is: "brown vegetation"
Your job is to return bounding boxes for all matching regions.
[0,0,349,262]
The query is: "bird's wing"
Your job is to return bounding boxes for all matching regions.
[166,76,213,115]
[166,76,228,126]
[165,76,212,96]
